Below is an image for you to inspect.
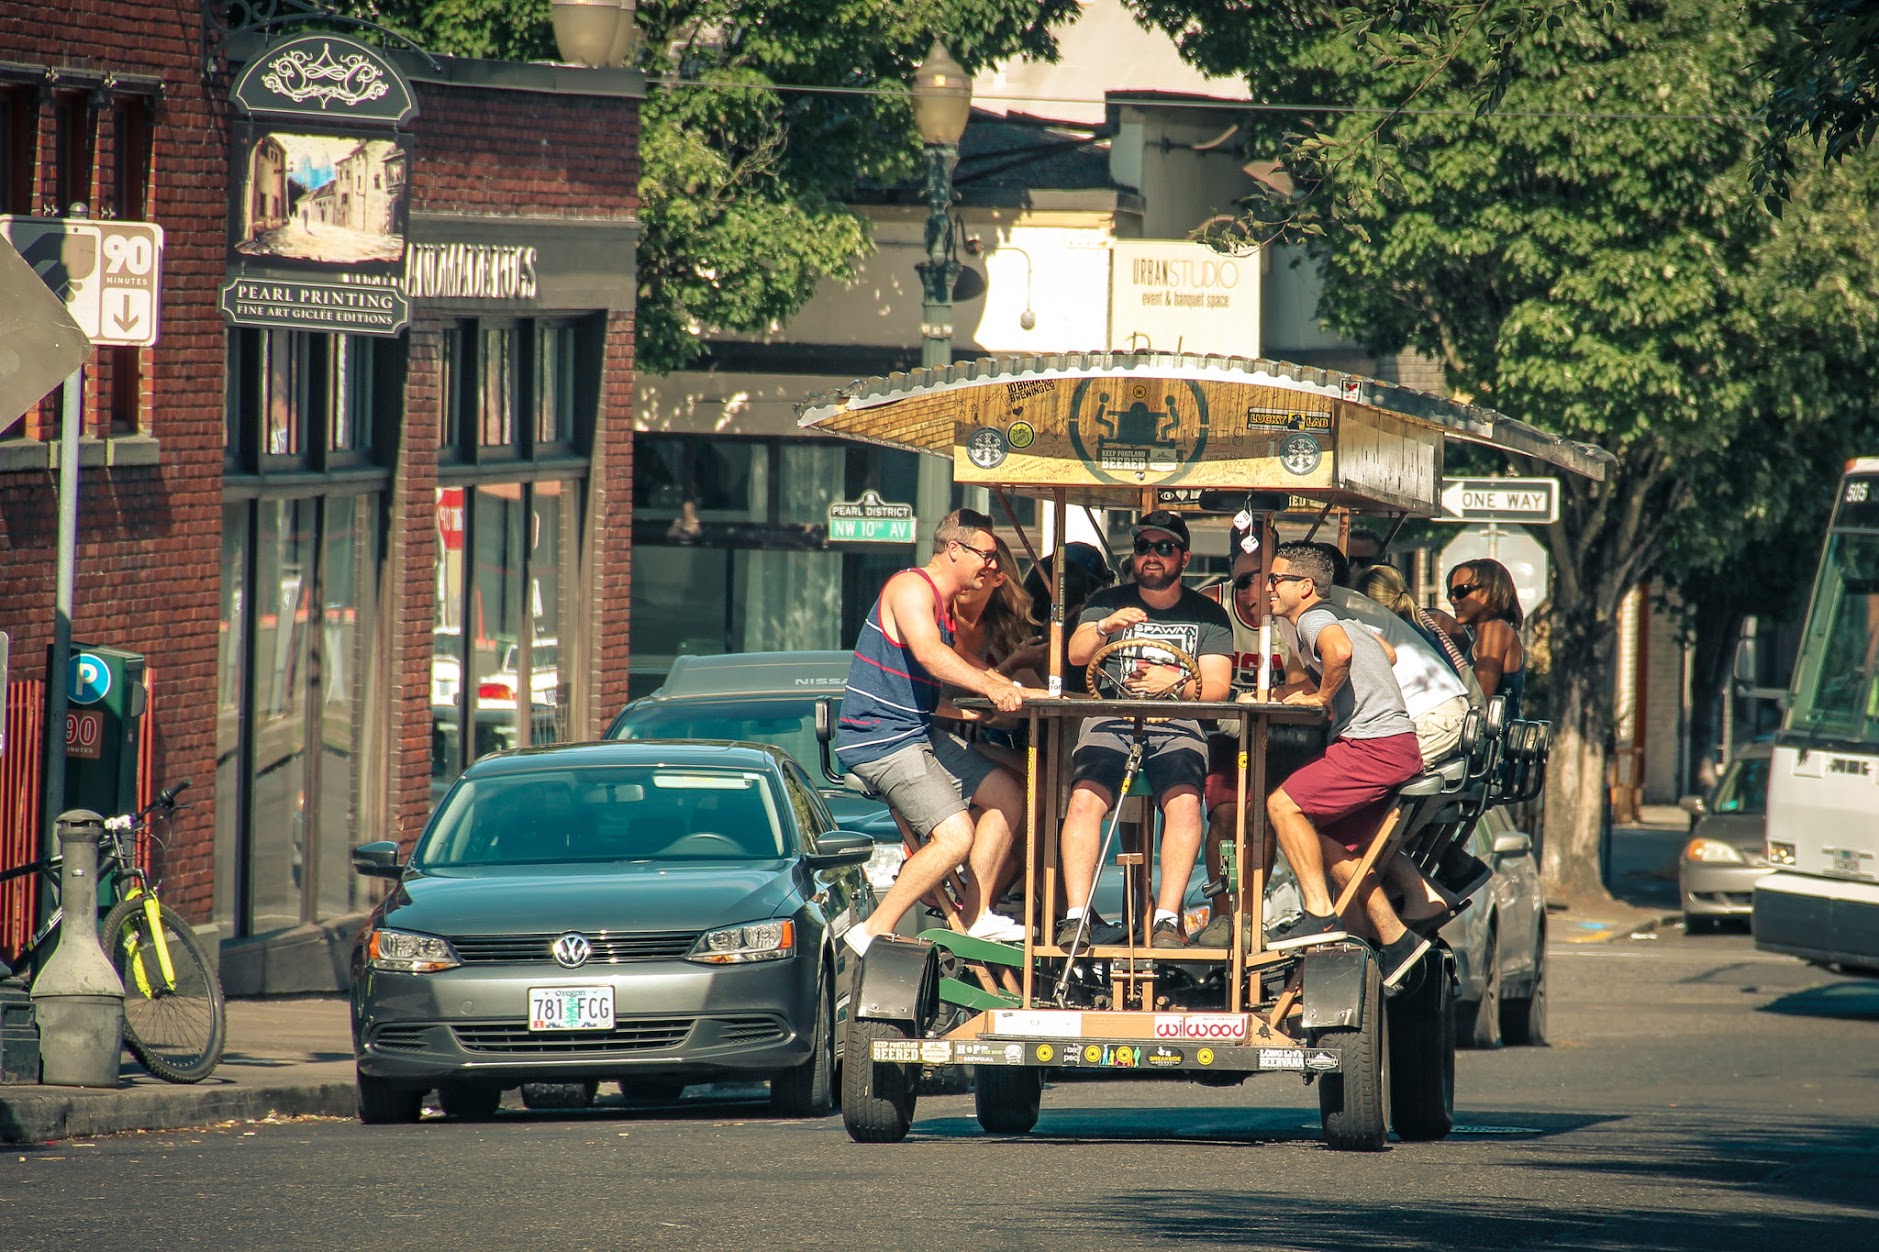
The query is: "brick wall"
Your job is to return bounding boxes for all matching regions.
[0,0,228,924]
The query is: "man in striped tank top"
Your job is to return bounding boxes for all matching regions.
[836,509,1030,955]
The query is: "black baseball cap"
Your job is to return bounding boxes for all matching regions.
[1130,509,1190,549]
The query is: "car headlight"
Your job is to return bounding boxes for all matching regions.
[1684,837,1746,865]
[690,920,795,964]
[864,843,906,891]
[366,928,461,973]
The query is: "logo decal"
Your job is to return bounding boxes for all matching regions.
[1196,1047,1215,1066]
[1083,1044,1103,1063]
[1259,1048,1306,1070]
[551,932,591,969]
[1147,1046,1185,1068]
[966,426,1009,469]
[1154,1013,1249,1041]
[1034,1043,1054,1063]
[1279,431,1322,476]
[1007,420,1036,450]
[1305,1049,1340,1072]
[1067,378,1209,485]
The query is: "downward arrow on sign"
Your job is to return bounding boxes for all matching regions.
[112,293,140,333]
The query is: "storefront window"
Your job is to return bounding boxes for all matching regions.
[249,497,316,933]
[214,505,249,938]
[479,325,516,447]
[316,495,370,919]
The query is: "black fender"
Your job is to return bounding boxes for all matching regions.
[852,934,939,1030]
[1299,942,1376,1031]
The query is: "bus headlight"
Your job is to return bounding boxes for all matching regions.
[1767,842,1796,866]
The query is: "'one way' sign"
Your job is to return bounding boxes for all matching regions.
[1436,477,1560,524]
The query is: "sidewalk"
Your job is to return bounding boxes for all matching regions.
[0,996,358,1144]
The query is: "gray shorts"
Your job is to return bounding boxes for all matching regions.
[848,731,1003,840]
[1070,717,1208,799]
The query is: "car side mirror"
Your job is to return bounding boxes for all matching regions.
[352,840,405,879]
[1491,830,1533,858]
[1679,794,1708,818]
[806,830,875,869]
[1731,634,1759,688]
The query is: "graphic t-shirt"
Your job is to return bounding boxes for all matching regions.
[1077,584,1232,697]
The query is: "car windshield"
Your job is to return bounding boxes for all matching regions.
[418,765,788,866]
[1711,755,1769,815]
[613,698,834,787]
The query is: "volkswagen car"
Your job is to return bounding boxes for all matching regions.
[1678,741,1771,931]
[349,739,876,1123]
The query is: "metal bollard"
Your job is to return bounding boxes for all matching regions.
[30,810,125,1087]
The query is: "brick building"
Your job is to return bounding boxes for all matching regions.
[1,1,640,993]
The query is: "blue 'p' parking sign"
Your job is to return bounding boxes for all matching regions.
[71,652,111,705]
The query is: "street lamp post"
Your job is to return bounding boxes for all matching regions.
[910,40,971,371]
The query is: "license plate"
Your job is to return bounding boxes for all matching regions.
[528,985,615,1031]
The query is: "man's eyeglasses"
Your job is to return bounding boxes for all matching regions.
[952,539,999,566]
[1267,572,1310,588]
[1133,538,1183,557]
[1447,582,1483,602]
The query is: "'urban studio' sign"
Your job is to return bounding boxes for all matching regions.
[220,35,416,336]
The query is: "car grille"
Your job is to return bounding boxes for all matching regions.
[718,1015,788,1045]
[450,1014,791,1056]
[450,931,702,964]
[371,1024,433,1053]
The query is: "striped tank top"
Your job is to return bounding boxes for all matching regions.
[835,569,953,767]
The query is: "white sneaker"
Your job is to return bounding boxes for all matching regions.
[842,927,876,957]
[966,910,1025,942]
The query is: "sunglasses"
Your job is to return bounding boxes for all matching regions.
[1267,572,1310,588]
[1233,572,1261,591]
[1133,538,1183,557]
[1447,582,1483,601]
[952,539,999,566]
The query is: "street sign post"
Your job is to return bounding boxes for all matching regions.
[828,490,918,544]
[1435,476,1560,524]
[0,216,164,347]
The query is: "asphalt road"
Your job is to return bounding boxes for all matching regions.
[6,927,1876,1251]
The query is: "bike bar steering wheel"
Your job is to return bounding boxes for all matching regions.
[1086,637,1202,702]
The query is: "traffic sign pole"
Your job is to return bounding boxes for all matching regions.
[40,362,81,861]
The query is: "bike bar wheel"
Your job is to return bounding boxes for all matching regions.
[103,895,227,1084]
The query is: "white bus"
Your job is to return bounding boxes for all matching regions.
[1752,457,1879,971]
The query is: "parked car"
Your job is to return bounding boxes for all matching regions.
[608,652,908,893]
[1678,741,1771,932]
[349,739,877,1124]
[1256,805,1546,1048]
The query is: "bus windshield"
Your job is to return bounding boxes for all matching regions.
[1785,528,1879,743]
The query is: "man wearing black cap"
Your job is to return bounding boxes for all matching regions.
[1057,509,1232,950]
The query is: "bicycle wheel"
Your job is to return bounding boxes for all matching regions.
[103,895,227,1084]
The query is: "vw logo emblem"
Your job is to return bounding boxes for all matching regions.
[551,932,591,968]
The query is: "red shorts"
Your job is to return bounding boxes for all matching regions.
[1278,733,1424,852]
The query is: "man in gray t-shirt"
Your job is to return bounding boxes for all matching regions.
[1263,543,1431,989]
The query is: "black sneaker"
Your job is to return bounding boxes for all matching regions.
[1379,930,1433,990]
[1055,912,1125,949]
[1151,918,1188,949]
[1266,911,1350,951]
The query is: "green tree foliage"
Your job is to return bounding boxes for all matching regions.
[1755,0,1879,211]
[1126,0,1879,897]
[333,1,1078,374]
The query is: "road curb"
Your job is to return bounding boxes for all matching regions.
[0,1079,357,1144]
[1557,910,1679,945]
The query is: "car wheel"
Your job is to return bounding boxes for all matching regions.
[356,1069,422,1125]
[1500,937,1547,1046]
[437,1081,503,1120]
[771,976,836,1118]
[842,1017,918,1143]
[1459,926,1503,1050]
[1684,914,1719,935]
[519,1081,599,1110]
[1315,952,1391,1152]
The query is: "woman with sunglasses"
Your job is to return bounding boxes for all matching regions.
[1443,558,1526,722]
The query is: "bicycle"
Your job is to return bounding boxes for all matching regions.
[0,780,227,1083]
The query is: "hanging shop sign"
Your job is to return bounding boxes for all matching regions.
[220,35,416,337]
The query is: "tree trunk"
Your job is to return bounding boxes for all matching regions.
[1541,602,1622,903]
